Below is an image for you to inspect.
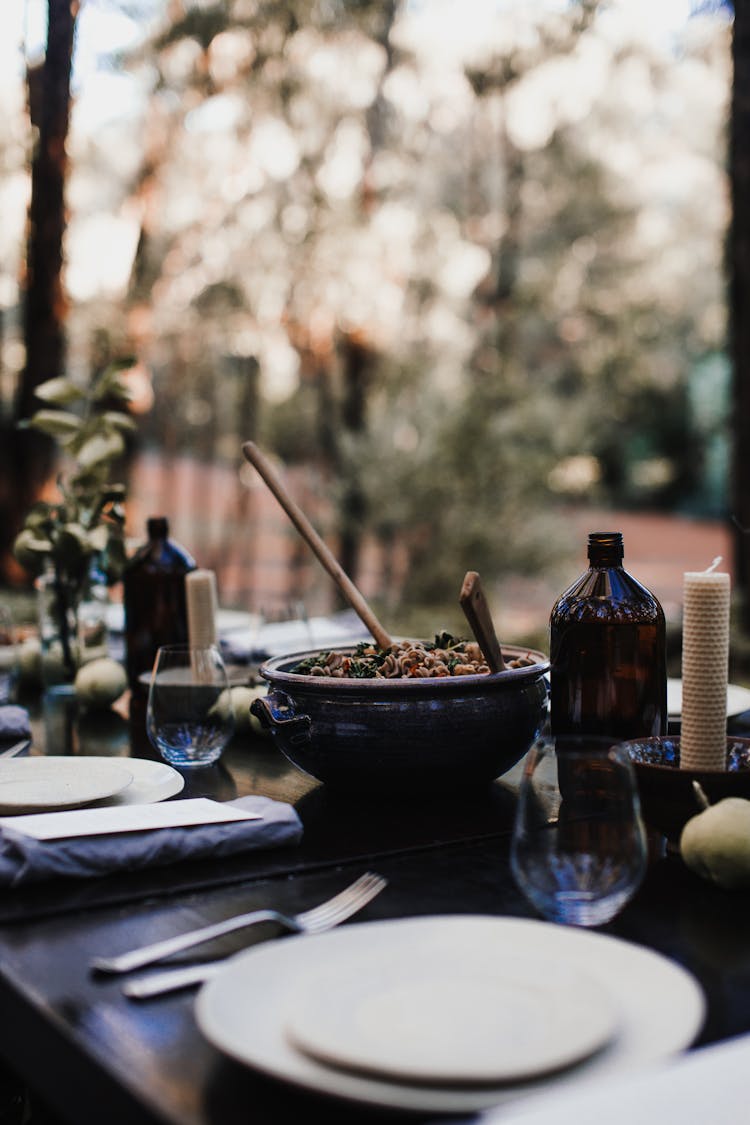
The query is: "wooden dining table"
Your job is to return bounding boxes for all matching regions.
[1,687,750,1125]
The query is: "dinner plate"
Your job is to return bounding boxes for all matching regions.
[137,665,253,690]
[195,915,706,1115]
[668,678,750,719]
[83,757,184,806]
[0,757,133,814]
[285,951,617,1084]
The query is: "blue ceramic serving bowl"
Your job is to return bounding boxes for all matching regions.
[250,644,549,791]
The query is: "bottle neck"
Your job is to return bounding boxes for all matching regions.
[147,516,169,542]
[587,532,623,569]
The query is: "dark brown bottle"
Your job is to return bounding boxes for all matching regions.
[550,532,667,739]
[123,517,196,692]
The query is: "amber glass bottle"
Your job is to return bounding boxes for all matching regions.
[550,532,667,739]
[123,517,196,691]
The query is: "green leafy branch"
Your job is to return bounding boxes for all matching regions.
[13,361,136,588]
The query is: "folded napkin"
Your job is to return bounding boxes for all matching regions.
[0,705,31,740]
[0,795,302,888]
[478,1032,750,1125]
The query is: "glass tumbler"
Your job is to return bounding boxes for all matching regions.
[147,644,234,768]
[0,606,18,704]
[511,738,648,927]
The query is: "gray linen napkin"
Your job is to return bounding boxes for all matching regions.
[0,795,302,887]
[0,706,31,740]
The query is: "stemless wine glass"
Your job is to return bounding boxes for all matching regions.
[0,605,18,704]
[511,738,648,927]
[147,645,235,768]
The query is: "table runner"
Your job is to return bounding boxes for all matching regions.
[0,781,518,924]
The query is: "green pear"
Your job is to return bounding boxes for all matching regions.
[74,657,127,709]
[17,637,42,685]
[680,797,750,890]
[214,685,269,736]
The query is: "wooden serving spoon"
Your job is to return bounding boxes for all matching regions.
[241,442,393,651]
[459,571,506,673]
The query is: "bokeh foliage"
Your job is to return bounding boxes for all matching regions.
[9,0,730,609]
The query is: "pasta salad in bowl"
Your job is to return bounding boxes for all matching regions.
[250,638,549,791]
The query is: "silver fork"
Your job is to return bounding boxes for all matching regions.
[91,871,387,976]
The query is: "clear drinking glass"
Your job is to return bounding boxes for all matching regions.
[0,605,18,704]
[511,738,648,927]
[147,645,234,768]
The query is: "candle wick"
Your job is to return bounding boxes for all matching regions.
[705,556,722,574]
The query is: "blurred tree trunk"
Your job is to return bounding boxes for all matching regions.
[330,1,397,594]
[19,1,77,419]
[731,4,750,628]
[0,0,77,583]
[337,332,376,587]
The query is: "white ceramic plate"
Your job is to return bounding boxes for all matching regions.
[668,678,750,719]
[195,915,706,1115]
[286,951,617,1085]
[84,757,184,806]
[0,757,133,814]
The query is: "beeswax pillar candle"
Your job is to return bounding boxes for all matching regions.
[680,563,730,771]
[186,569,218,649]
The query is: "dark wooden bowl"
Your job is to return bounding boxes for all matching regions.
[623,736,750,841]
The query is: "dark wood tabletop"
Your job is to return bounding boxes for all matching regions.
[0,690,749,1125]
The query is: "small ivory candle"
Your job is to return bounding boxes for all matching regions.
[186,569,218,649]
[680,560,730,771]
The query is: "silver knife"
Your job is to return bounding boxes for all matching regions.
[123,962,222,1000]
[0,740,31,759]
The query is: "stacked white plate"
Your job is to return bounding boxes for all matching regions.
[195,915,706,1115]
[668,678,750,720]
[0,756,184,815]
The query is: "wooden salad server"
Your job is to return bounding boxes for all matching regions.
[459,570,506,673]
[241,442,393,651]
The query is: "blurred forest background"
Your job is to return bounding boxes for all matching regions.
[0,0,737,646]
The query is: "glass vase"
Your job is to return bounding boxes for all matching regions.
[37,561,110,694]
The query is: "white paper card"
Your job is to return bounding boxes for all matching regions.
[0,798,263,841]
